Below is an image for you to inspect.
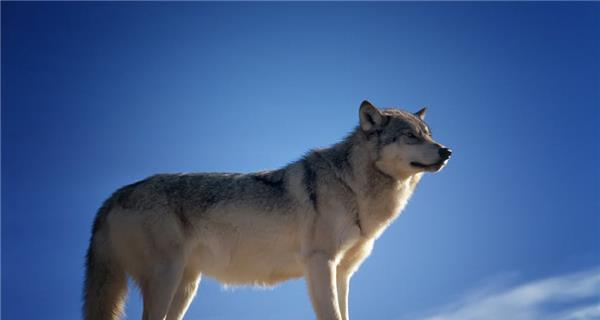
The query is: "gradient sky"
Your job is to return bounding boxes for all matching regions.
[2,2,599,320]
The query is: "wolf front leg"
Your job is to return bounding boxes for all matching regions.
[304,251,342,320]
[336,240,374,320]
[336,271,350,320]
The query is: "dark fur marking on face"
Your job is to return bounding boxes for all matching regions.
[376,109,433,146]
[302,156,318,211]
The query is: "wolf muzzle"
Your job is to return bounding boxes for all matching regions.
[438,147,452,161]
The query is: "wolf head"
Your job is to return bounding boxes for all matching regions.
[359,100,451,179]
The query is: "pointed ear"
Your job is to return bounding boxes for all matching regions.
[415,107,427,120]
[359,100,385,132]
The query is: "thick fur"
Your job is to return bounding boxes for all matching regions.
[83,101,451,320]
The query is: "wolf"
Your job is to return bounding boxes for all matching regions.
[83,100,452,320]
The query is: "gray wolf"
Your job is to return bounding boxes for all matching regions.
[83,100,452,320]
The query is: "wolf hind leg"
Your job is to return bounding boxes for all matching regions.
[166,267,202,320]
[140,255,185,320]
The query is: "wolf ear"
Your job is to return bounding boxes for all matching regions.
[415,107,427,120]
[359,100,385,132]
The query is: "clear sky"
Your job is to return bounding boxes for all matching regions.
[2,2,599,320]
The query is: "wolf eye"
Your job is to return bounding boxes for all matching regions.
[405,132,417,139]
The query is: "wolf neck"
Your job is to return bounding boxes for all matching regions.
[324,128,423,237]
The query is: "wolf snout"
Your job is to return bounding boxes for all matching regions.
[438,147,452,160]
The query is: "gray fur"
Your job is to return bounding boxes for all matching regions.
[92,107,433,227]
[302,154,320,211]
[83,100,451,320]
[109,171,294,216]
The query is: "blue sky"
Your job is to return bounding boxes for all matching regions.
[2,2,599,320]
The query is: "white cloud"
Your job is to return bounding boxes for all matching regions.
[550,304,600,320]
[420,267,600,320]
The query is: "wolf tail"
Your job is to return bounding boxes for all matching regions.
[83,202,127,320]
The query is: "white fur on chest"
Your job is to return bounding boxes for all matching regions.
[359,176,419,239]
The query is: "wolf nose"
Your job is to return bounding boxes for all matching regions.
[439,147,452,160]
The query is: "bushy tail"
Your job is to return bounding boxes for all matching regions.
[83,204,127,320]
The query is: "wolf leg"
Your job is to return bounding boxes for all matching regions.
[336,271,350,320]
[335,240,373,320]
[305,251,342,320]
[141,257,185,320]
[165,268,202,320]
